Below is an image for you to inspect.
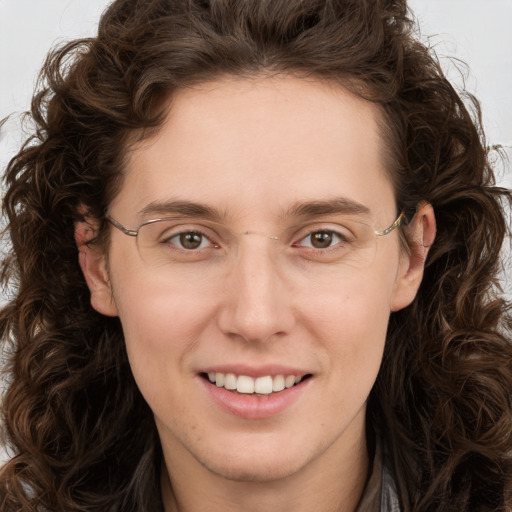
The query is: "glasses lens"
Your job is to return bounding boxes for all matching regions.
[291,219,378,268]
[134,218,382,272]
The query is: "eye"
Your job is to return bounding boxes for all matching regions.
[167,231,212,250]
[296,230,346,249]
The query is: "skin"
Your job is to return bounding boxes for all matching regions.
[78,76,435,512]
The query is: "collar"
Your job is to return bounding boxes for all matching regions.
[355,439,401,512]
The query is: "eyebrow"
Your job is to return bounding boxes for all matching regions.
[284,197,371,219]
[139,200,227,220]
[138,197,371,221]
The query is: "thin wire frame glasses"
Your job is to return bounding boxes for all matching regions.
[105,210,406,270]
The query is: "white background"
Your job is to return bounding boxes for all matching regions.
[0,0,511,279]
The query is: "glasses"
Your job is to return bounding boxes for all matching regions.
[105,210,406,274]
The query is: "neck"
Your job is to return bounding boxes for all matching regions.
[160,418,370,512]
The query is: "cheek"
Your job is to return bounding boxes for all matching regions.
[297,270,395,378]
[111,260,218,342]
[280,274,392,437]
[298,266,395,334]
[108,267,219,391]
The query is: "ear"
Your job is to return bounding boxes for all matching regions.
[391,202,436,312]
[75,220,119,317]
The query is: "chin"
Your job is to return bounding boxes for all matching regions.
[206,443,322,483]
[203,457,306,483]
[189,438,315,483]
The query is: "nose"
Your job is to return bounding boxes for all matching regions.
[217,238,295,344]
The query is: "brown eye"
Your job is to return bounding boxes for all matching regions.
[310,231,334,249]
[177,232,206,250]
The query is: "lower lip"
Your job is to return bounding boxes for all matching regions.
[200,377,310,419]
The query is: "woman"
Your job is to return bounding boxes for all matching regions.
[1,0,511,510]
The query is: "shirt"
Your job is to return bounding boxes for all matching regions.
[355,441,401,512]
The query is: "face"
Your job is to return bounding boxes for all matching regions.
[81,76,426,484]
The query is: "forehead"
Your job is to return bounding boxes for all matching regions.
[113,75,396,223]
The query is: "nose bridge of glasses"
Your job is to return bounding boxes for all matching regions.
[241,230,280,241]
[229,230,283,262]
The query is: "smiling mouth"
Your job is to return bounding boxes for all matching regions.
[201,372,312,395]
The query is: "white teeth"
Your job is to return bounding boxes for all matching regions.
[236,375,255,394]
[224,373,237,390]
[285,375,296,388]
[215,373,225,387]
[254,376,273,394]
[272,374,285,392]
[207,372,305,394]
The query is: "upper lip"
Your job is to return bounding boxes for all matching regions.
[199,364,311,378]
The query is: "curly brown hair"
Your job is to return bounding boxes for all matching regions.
[1,0,511,510]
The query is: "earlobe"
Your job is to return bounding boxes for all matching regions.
[391,202,436,312]
[75,220,119,317]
